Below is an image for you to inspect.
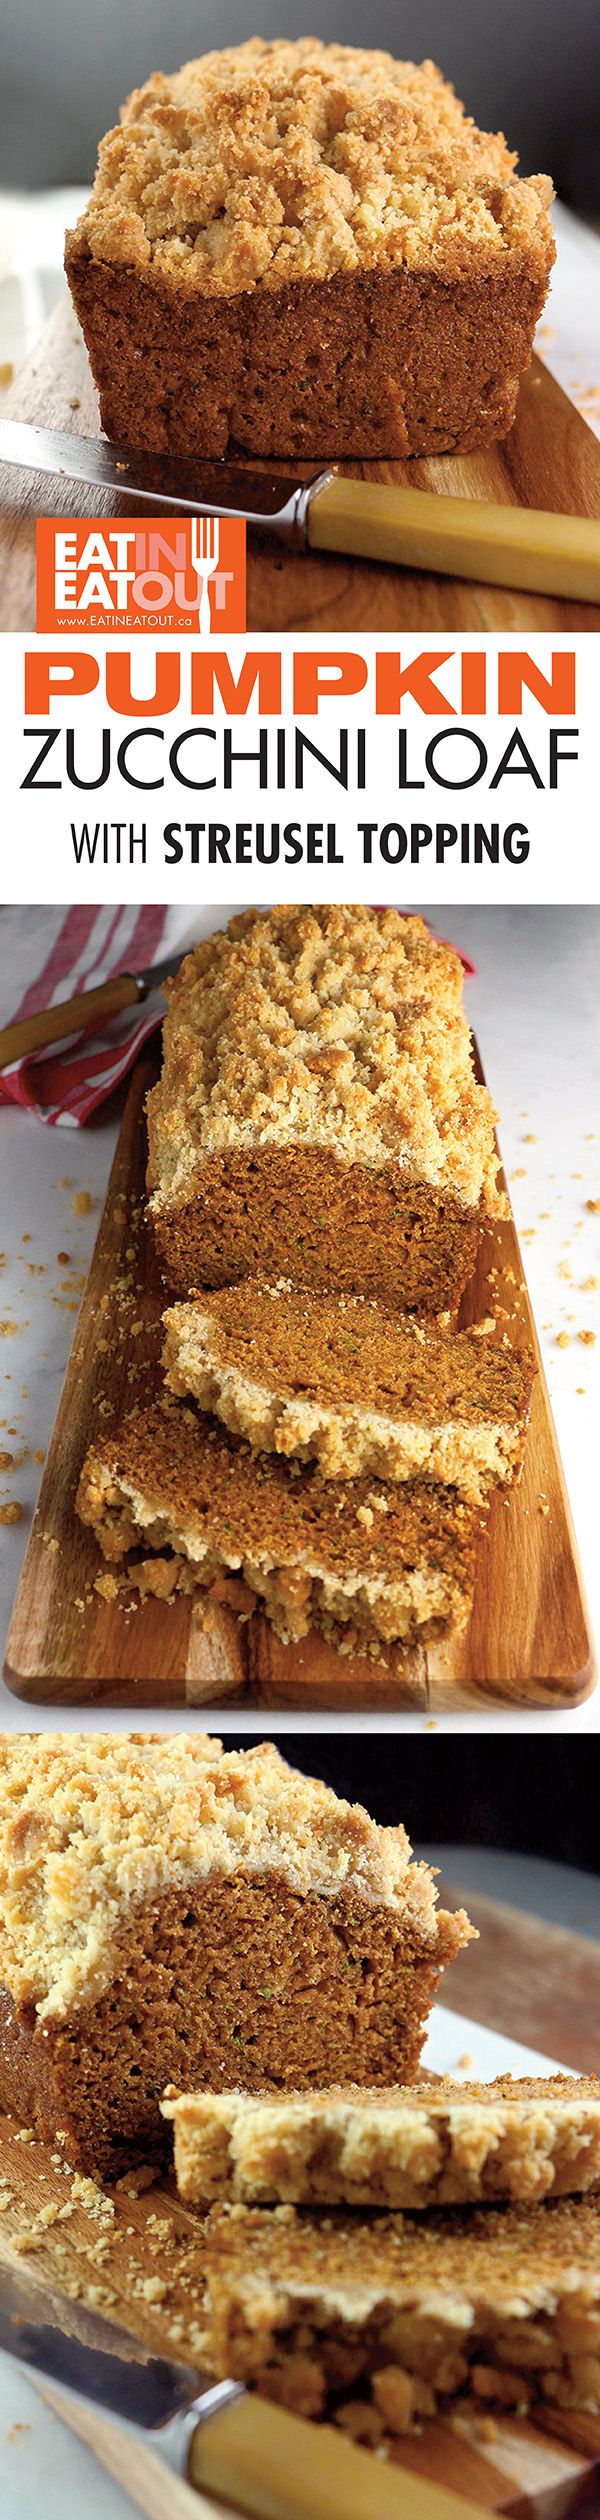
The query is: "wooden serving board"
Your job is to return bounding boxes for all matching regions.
[4,1040,594,1713]
[1,297,600,630]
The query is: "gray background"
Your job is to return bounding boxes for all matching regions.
[1,0,599,209]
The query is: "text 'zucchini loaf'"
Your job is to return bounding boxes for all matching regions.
[0,1735,472,2178]
[146,906,505,1314]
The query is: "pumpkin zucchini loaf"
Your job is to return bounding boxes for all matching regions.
[0,1735,472,2178]
[162,1281,534,1501]
[64,39,554,461]
[204,2194,600,2430]
[76,1400,483,1646]
[164,2075,600,2211]
[146,907,504,1314]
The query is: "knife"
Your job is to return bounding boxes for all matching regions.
[2,416,600,601]
[0,2250,489,2520]
[0,949,185,1071]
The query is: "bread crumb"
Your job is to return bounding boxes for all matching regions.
[579,1329,596,1347]
[72,1191,93,1216]
[0,1501,23,1524]
[555,1332,571,1348]
[94,1569,121,1601]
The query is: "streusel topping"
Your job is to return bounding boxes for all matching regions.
[146,907,502,1214]
[164,2075,600,2211]
[69,40,553,296]
[0,1734,442,2020]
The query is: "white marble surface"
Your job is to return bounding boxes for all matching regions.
[0,903,598,1735]
[0,1995,565,2520]
[0,194,599,438]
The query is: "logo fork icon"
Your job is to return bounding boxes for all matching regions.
[191,514,220,634]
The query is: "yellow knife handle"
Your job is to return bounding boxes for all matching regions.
[0,974,141,1071]
[189,2390,492,2520]
[307,472,600,603]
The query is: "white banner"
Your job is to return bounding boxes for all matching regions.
[1,630,598,904]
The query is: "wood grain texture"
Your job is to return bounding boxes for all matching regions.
[4,1041,594,1712]
[1,300,600,630]
[435,1887,600,2077]
[4,1044,248,1709]
[0,1901,599,2519]
[30,2377,600,2520]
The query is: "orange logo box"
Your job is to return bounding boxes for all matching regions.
[36,516,247,633]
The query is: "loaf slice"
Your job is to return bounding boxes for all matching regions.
[164,2075,600,2210]
[0,1735,472,2178]
[146,907,504,1314]
[204,2194,600,2431]
[64,40,554,460]
[163,1281,534,1500]
[76,1400,483,1647]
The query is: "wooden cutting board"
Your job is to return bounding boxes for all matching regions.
[1,297,600,630]
[4,1040,594,1713]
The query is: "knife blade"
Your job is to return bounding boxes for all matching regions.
[2,413,600,598]
[0,950,186,1071]
[0,2244,232,2440]
[0,419,327,541]
[0,2248,486,2519]
[132,949,187,1000]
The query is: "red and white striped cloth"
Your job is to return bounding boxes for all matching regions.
[0,906,203,1126]
[0,906,475,1127]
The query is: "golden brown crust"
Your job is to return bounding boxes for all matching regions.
[145,908,503,1306]
[66,41,553,296]
[0,1733,459,2020]
[64,48,553,459]
[146,909,502,1213]
[165,2075,600,2210]
[76,1400,484,1646]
